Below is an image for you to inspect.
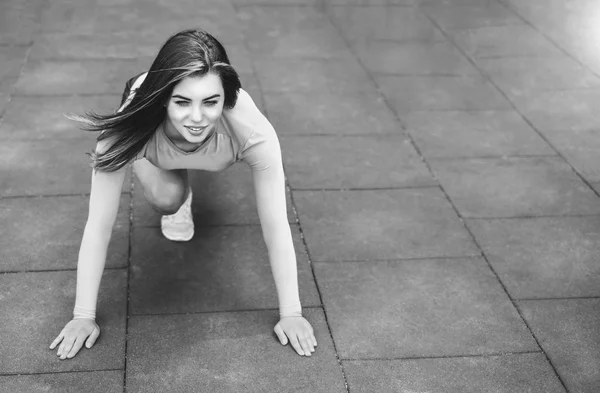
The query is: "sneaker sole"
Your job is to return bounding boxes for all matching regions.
[161,229,194,242]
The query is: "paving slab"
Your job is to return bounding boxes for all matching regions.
[422,3,525,30]
[280,135,435,189]
[0,95,121,140]
[0,270,127,374]
[315,258,537,359]
[375,75,511,113]
[0,46,29,82]
[0,371,123,393]
[343,353,565,393]
[329,6,444,44]
[510,89,600,133]
[263,91,400,135]
[519,299,600,393]
[429,156,600,218]
[450,25,564,58]
[478,56,600,98]
[236,6,350,59]
[467,216,600,299]
[14,59,150,96]
[126,309,346,393]
[0,2,42,45]
[0,138,129,197]
[293,188,479,261]
[253,58,377,94]
[402,110,555,158]
[0,195,129,272]
[535,128,600,182]
[132,163,294,227]
[355,41,479,75]
[129,225,319,315]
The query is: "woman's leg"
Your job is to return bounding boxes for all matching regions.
[132,158,189,215]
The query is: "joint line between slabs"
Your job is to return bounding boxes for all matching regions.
[129,305,324,318]
[341,350,544,362]
[0,368,123,377]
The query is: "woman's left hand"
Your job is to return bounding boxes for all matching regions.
[274,316,317,357]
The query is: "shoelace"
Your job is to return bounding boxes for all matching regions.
[164,198,192,224]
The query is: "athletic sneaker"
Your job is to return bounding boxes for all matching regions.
[161,187,194,241]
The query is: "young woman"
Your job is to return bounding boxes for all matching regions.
[49,28,317,360]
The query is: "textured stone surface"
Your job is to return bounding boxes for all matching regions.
[280,135,435,189]
[343,353,565,393]
[356,41,479,75]
[450,25,563,58]
[0,270,127,374]
[293,189,479,261]
[0,139,130,197]
[263,91,400,135]
[478,56,600,97]
[519,299,600,393]
[430,156,600,218]
[422,3,525,30]
[236,6,349,59]
[0,2,42,45]
[126,309,346,393]
[510,89,600,133]
[540,128,600,182]
[329,6,444,44]
[376,75,510,113]
[315,259,537,359]
[0,195,129,272]
[254,58,376,94]
[132,163,294,227]
[129,225,320,315]
[0,95,121,140]
[14,59,150,95]
[467,216,600,299]
[402,110,554,158]
[0,371,124,393]
[0,46,29,81]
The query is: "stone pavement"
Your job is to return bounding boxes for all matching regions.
[1,0,600,391]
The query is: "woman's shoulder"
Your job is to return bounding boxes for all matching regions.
[224,88,274,139]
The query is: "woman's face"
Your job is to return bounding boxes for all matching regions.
[164,73,225,145]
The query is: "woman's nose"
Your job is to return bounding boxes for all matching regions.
[190,106,203,123]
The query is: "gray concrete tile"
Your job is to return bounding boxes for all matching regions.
[132,163,294,227]
[467,216,600,299]
[510,89,600,133]
[343,353,565,393]
[0,138,94,197]
[14,59,149,95]
[0,270,127,374]
[540,128,600,182]
[280,135,435,189]
[422,3,525,30]
[129,225,320,314]
[263,91,400,135]
[356,41,479,75]
[236,6,350,59]
[329,6,444,44]
[0,46,28,81]
[0,195,129,272]
[253,58,377,94]
[0,371,123,393]
[450,25,563,58]
[0,95,121,140]
[478,56,600,97]
[402,110,555,158]
[375,75,511,113]
[430,156,600,218]
[293,188,479,261]
[519,299,600,393]
[126,309,346,393]
[329,0,415,4]
[0,92,9,117]
[315,258,537,359]
[0,3,41,45]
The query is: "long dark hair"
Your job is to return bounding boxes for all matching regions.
[71,28,241,172]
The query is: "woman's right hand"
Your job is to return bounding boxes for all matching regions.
[49,319,100,360]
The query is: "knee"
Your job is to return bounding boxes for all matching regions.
[145,184,186,215]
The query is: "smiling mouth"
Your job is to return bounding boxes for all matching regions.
[185,125,208,134]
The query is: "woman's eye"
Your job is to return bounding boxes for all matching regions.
[205,101,217,107]
[175,101,190,106]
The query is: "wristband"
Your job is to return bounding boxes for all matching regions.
[73,305,96,320]
[279,303,302,318]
